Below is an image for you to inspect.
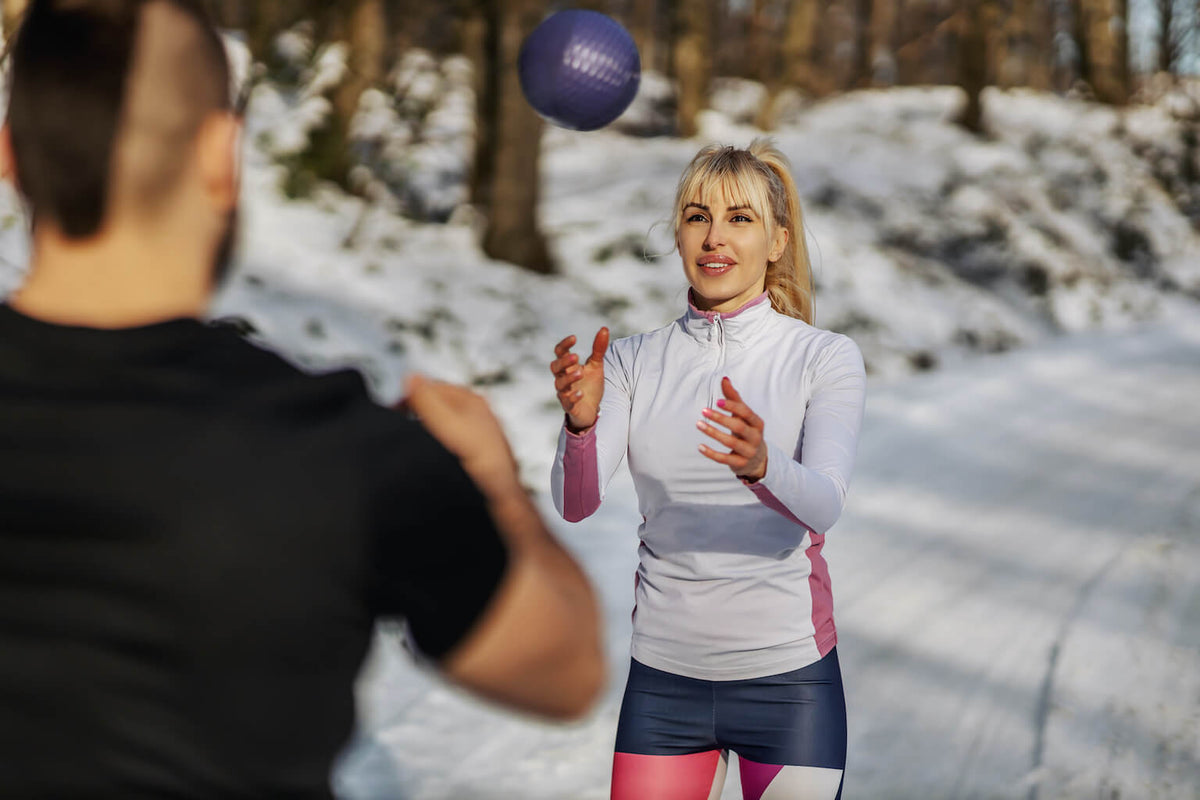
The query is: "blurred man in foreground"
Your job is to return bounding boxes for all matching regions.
[0,1,603,796]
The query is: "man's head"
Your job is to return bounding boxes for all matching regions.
[4,0,240,287]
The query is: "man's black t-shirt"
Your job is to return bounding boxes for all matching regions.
[0,304,508,798]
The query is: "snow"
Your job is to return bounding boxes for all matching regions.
[322,309,1200,800]
[1,47,1199,798]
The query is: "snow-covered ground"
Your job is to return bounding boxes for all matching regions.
[1,41,1198,798]
[331,300,1200,800]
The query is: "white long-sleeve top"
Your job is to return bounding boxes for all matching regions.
[552,293,866,680]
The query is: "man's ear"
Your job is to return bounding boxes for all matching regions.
[195,112,240,214]
[0,124,20,191]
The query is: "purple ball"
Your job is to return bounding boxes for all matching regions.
[518,10,641,132]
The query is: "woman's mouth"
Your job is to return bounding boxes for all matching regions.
[698,258,735,276]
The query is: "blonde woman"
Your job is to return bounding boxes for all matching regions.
[550,141,866,800]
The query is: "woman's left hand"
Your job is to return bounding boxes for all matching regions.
[697,377,768,482]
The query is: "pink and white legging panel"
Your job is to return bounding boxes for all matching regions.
[610,651,846,800]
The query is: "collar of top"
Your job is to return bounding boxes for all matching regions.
[681,290,773,346]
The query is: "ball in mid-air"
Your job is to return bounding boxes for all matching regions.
[518,10,641,132]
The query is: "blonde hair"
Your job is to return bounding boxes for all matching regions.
[672,139,814,324]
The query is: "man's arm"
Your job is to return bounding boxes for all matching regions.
[403,375,604,720]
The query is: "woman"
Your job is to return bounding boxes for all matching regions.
[549,140,865,800]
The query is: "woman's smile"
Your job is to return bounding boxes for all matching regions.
[697,254,736,276]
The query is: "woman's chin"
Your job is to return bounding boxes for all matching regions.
[690,279,751,309]
[693,292,743,312]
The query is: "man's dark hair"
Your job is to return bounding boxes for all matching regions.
[6,0,231,239]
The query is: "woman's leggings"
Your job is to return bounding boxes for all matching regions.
[611,648,846,800]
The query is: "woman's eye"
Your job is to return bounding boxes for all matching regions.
[732,214,752,223]
[686,213,707,223]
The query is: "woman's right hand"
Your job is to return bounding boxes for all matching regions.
[550,328,609,432]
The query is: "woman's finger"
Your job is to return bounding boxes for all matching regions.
[588,327,610,365]
[697,421,757,457]
[558,389,581,409]
[701,407,750,437]
[554,335,577,359]
[716,396,763,430]
[698,443,748,468]
[549,352,579,375]
[554,369,583,393]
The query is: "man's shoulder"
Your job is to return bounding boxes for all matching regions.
[198,324,381,420]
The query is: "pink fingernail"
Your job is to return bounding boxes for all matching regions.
[695,420,706,430]
[701,408,712,417]
[717,399,727,408]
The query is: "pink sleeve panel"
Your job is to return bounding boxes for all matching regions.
[561,425,601,523]
[746,481,812,532]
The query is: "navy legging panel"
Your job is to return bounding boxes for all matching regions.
[615,648,847,769]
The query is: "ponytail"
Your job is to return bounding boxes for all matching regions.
[748,139,815,325]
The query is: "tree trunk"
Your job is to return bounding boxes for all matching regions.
[214,0,244,30]
[867,0,898,86]
[746,0,771,83]
[895,0,959,86]
[850,0,870,87]
[296,0,386,191]
[1007,0,1053,90]
[1061,0,1085,90]
[671,0,711,138]
[714,0,745,78]
[781,0,824,95]
[954,0,989,133]
[988,1,1009,85]
[821,0,860,90]
[1114,0,1129,98]
[1156,0,1176,74]
[473,0,551,273]
[386,0,445,61]
[1077,0,1129,104]
[754,0,787,129]
[2,0,28,39]
[332,0,387,128]
[629,0,658,77]
[465,0,490,207]
[248,0,285,64]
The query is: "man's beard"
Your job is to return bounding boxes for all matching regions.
[211,204,239,290]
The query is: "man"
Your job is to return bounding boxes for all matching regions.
[0,1,603,797]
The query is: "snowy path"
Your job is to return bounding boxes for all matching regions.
[335,313,1200,800]
[835,311,1200,799]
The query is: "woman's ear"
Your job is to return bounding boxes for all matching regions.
[768,225,789,262]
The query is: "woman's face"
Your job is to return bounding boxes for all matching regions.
[677,184,787,314]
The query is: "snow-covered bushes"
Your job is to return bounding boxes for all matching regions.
[351,50,476,222]
[210,49,1200,385]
